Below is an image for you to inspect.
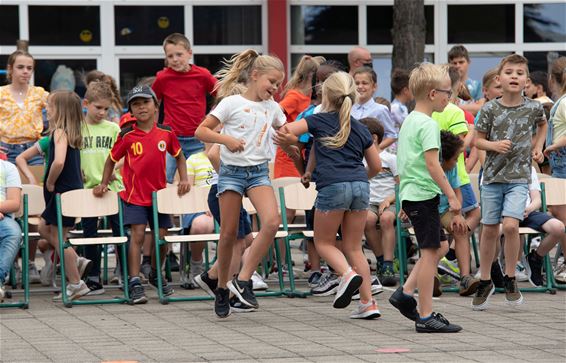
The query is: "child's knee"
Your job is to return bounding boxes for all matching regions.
[545,219,565,236]
[380,211,395,226]
[502,219,519,235]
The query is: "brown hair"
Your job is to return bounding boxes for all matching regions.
[482,68,499,90]
[359,117,384,144]
[353,66,377,85]
[497,54,529,76]
[390,68,410,95]
[448,45,470,62]
[283,55,321,97]
[84,80,114,103]
[84,70,123,114]
[6,50,34,83]
[374,97,391,111]
[48,90,84,148]
[549,56,566,96]
[163,33,191,50]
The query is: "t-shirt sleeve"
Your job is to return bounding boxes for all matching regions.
[110,134,129,162]
[390,154,398,177]
[305,114,318,137]
[206,71,218,96]
[209,97,233,124]
[379,108,398,138]
[529,167,541,192]
[360,123,374,149]
[475,103,491,134]
[4,162,22,189]
[447,108,469,136]
[279,91,300,118]
[38,136,50,156]
[534,102,546,126]
[420,120,440,152]
[151,74,163,100]
[445,168,460,189]
[168,133,182,157]
[272,101,287,128]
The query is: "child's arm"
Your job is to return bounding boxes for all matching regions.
[364,145,382,179]
[544,135,566,157]
[301,146,316,188]
[195,115,245,152]
[424,149,461,213]
[45,129,68,192]
[93,156,116,197]
[205,144,221,173]
[15,146,41,185]
[0,187,21,217]
[291,143,306,176]
[175,153,190,196]
[532,121,547,163]
[524,188,541,217]
[474,130,511,154]
[451,187,467,234]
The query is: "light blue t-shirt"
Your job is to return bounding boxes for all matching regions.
[439,167,461,215]
[466,78,482,101]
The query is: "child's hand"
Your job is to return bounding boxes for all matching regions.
[109,172,117,183]
[532,148,544,163]
[285,145,301,161]
[225,136,245,153]
[543,144,557,157]
[448,195,462,214]
[450,214,468,235]
[46,182,55,192]
[398,209,409,222]
[492,140,512,154]
[273,128,298,147]
[0,212,4,221]
[378,200,391,215]
[177,180,190,196]
[93,184,108,197]
[301,172,311,188]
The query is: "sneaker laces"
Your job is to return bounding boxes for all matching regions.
[505,277,518,293]
[432,312,450,325]
[476,281,492,296]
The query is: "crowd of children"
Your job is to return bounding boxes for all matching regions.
[1,37,566,333]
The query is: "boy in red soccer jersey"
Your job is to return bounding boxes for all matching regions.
[94,85,190,304]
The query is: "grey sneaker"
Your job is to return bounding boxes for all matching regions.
[189,261,205,284]
[148,271,174,297]
[333,270,362,309]
[471,280,495,311]
[311,272,340,296]
[0,281,5,302]
[29,262,41,284]
[504,275,524,306]
[128,277,148,304]
[459,274,480,296]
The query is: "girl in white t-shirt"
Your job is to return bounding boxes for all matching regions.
[195,50,288,318]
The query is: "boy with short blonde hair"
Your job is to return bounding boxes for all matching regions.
[472,54,547,310]
[389,63,463,333]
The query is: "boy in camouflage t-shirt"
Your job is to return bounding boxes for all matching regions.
[472,54,547,311]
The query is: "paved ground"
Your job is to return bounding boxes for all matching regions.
[1,276,565,363]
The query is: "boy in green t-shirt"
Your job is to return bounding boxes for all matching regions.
[389,63,463,333]
[80,81,125,295]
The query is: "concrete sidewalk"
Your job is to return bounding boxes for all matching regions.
[1,282,565,362]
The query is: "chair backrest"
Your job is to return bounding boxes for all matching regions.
[542,178,566,206]
[468,173,481,201]
[242,197,256,215]
[156,186,209,215]
[60,189,120,218]
[20,184,45,216]
[272,177,301,205]
[537,173,552,180]
[18,165,45,185]
[282,182,317,211]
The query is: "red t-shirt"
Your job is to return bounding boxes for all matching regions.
[152,66,217,137]
[274,90,311,178]
[110,123,181,206]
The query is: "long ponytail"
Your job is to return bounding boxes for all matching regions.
[214,49,259,101]
[319,72,357,149]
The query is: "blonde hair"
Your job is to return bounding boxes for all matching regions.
[282,55,321,97]
[84,80,114,103]
[409,63,450,100]
[319,72,357,149]
[214,49,285,100]
[163,33,191,51]
[48,90,84,149]
[497,54,529,76]
[84,70,123,114]
[482,67,499,90]
[550,56,566,96]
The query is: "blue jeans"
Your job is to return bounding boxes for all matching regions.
[315,181,369,212]
[480,183,528,225]
[217,162,271,196]
[166,136,204,183]
[0,216,22,283]
[1,141,43,165]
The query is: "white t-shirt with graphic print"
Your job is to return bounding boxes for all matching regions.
[211,95,286,167]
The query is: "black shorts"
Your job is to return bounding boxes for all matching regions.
[207,184,252,240]
[520,211,552,233]
[402,196,446,249]
[122,201,172,229]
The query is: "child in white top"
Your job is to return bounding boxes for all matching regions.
[195,50,289,318]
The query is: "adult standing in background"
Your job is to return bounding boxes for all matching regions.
[0,50,48,165]
[348,47,373,75]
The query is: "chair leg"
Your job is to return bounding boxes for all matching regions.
[121,243,130,302]
[273,240,285,292]
[471,233,480,269]
[154,239,167,304]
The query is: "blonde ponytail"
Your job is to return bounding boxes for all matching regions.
[214,49,259,100]
[319,72,356,149]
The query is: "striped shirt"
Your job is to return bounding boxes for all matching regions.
[186,151,218,187]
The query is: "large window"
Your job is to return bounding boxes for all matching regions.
[0,6,19,45]
[194,54,233,76]
[524,3,566,43]
[448,5,514,43]
[524,51,566,73]
[367,5,434,45]
[467,53,511,86]
[29,6,100,46]
[119,59,165,99]
[35,59,97,97]
[115,6,184,46]
[193,6,261,45]
[291,6,358,45]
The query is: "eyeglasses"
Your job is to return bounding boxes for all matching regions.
[435,88,453,98]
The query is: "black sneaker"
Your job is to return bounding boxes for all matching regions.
[194,271,218,298]
[503,275,524,306]
[525,251,544,287]
[415,312,462,333]
[389,286,418,321]
[148,271,174,297]
[471,280,494,311]
[230,296,256,313]
[214,287,231,318]
[491,260,505,288]
[128,278,148,304]
[227,278,258,309]
[85,279,105,296]
[380,265,397,287]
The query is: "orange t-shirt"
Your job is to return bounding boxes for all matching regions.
[274,90,311,178]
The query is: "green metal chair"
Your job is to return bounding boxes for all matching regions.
[55,189,129,307]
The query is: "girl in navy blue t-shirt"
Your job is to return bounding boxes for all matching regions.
[275,71,382,319]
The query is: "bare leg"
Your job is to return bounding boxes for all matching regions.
[341,210,372,303]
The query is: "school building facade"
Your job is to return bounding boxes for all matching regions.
[0,0,564,99]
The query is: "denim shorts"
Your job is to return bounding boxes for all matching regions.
[315,181,369,212]
[182,212,206,230]
[122,201,172,229]
[1,141,43,165]
[460,183,479,213]
[480,182,529,225]
[208,184,252,239]
[549,148,566,178]
[217,162,271,197]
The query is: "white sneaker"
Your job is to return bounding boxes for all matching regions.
[40,249,54,287]
[350,299,381,319]
[76,257,93,280]
[0,282,5,302]
[515,263,529,282]
[29,262,41,284]
[554,263,566,284]
[251,271,268,291]
[352,276,383,300]
[53,280,90,301]
[333,269,362,309]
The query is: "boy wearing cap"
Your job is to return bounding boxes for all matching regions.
[94,85,190,304]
